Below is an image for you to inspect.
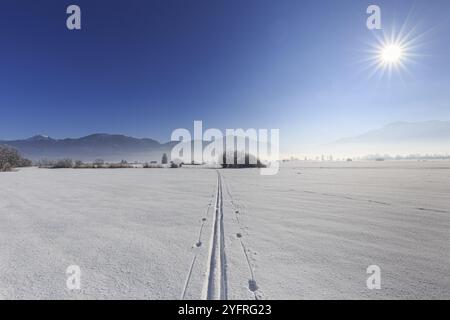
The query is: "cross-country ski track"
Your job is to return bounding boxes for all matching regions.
[181,170,260,300]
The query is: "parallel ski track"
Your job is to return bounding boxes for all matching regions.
[201,171,228,300]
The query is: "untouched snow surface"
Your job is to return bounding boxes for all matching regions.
[0,162,449,299]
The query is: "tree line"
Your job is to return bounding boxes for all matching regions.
[0,146,32,172]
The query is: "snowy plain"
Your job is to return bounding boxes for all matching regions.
[0,162,449,299]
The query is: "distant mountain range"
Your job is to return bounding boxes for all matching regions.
[0,134,177,162]
[2,121,450,161]
[325,120,450,156]
[334,121,450,144]
[0,133,264,163]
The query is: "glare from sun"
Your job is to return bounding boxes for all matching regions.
[381,44,403,64]
[361,19,426,81]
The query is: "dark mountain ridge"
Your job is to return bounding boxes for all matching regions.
[0,134,176,162]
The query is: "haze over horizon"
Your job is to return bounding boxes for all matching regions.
[2,120,450,160]
[2,118,450,141]
[1,0,450,154]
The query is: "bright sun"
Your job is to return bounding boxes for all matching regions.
[361,21,424,80]
[381,44,403,64]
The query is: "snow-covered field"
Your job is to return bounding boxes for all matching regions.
[0,162,449,299]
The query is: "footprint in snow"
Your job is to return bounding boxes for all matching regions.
[248,279,258,292]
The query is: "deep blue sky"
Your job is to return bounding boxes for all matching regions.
[1,0,449,153]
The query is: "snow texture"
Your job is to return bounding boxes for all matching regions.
[0,162,449,299]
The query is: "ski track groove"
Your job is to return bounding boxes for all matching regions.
[180,255,197,300]
[181,172,259,300]
[202,171,228,300]
[180,190,214,300]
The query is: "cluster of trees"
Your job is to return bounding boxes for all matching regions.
[143,162,179,168]
[37,158,73,168]
[37,158,134,169]
[0,146,32,172]
[144,153,180,168]
[143,163,163,168]
[221,151,266,169]
[37,153,176,169]
[1,146,268,172]
[363,154,450,161]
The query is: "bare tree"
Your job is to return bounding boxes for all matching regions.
[75,160,84,168]
[37,158,55,168]
[94,159,105,167]
[0,145,31,171]
[161,153,168,164]
[53,159,73,169]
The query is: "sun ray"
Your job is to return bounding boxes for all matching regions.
[365,26,421,81]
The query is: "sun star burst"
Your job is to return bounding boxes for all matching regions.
[359,12,428,82]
